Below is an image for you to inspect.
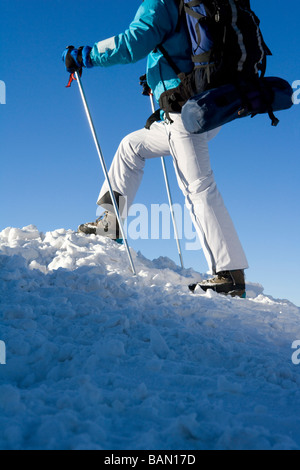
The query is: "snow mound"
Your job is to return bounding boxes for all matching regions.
[0,225,300,450]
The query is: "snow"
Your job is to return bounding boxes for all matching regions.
[0,224,300,450]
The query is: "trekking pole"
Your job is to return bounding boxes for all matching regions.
[74,71,136,276]
[149,93,184,269]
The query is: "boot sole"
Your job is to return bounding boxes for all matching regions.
[189,283,246,298]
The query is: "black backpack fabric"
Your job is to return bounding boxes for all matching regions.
[181,0,271,84]
[156,0,293,129]
[158,0,272,113]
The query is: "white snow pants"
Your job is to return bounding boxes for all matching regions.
[98,113,248,274]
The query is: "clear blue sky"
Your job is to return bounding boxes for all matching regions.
[1,0,300,305]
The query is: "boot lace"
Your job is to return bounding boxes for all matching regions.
[96,211,109,231]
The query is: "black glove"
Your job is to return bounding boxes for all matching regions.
[139,74,152,96]
[62,45,93,73]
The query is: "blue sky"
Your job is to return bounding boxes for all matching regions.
[1,0,300,305]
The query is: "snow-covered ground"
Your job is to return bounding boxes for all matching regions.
[0,225,300,450]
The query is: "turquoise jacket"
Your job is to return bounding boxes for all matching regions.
[90,0,193,103]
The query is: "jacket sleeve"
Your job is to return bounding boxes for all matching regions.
[90,0,178,67]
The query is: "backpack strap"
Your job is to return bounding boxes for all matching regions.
[175,0,185,32]
[157,0,209,77]
[182,0,208,65]
[156,44,182,76]
[174,0,217,79]
[184,0,206,19]
[145,108,162,130]
[155,0,188,77]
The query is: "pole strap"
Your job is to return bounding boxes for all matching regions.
[66,69,82,88]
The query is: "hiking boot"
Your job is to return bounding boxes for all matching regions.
[78,211,121,241]
[189,270,246,298]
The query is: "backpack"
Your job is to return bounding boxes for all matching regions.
[181,76,294,134]
[182,0,271,83]
[159,0,271,110]
[158,0,293,129]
